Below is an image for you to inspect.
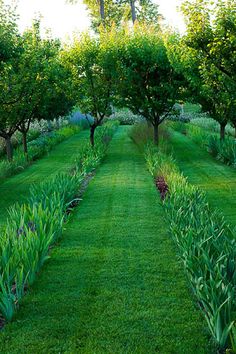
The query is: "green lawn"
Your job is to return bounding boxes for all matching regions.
[169,130,236,227]
[0,126,211,353]
[0,130,88,227]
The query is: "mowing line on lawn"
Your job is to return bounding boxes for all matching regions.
[0,126,212,353]
[169,130,236,227]
[0,130,89,227]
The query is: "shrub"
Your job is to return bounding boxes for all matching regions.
[111,109,144,125]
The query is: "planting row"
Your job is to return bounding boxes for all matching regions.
[145,143,236,352]
[0,125,81,181]
[0,121,119,323]
[171,122,236,167]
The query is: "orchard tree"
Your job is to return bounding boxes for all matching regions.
[63,33,113,146]
[166,33,225,139]
[0,15,73,160]
[166,3,236,140]
[182,0,236,84]
[112,26,183,144]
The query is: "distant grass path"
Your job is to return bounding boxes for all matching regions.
[0,130,88,226]
[0,126,211,353]
[169,131,236,226]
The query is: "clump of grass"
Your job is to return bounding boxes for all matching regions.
[129,122,171,152]
[208,136,236,166]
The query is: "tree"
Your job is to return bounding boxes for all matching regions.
[63,33,113,146]
[182,0,236,84]
[0,13,73,160]
[112,26,183,144]
[170,0,236,140]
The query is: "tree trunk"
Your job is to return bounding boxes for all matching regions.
[5,136,13,161]
[130,0,137,23]
[90,125,96,147]
[100,0,105,21]
[22,131,28,155]
[220,123,226,140]
[153,124,159,145]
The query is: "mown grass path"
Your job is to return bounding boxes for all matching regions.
[0,130,88,227]
[170,131,236,227]
[0,127,211,353]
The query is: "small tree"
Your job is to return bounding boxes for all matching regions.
[112,26,182,144]
[167,2,236,140]
[63,33,113,146]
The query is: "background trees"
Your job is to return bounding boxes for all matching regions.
[165,0,236,141]
[178,0,236,139]
[0,4,74,161]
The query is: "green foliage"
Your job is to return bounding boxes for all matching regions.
[63,33,113,123]
[145,143,236,350]
[166,0,236,138]
[0,15,74,161]
[0,1,18,65]
[109,25,183,144]
[208,136,236,166]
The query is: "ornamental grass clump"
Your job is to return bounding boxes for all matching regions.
[145,143,236,351]
[208,136,236,166]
